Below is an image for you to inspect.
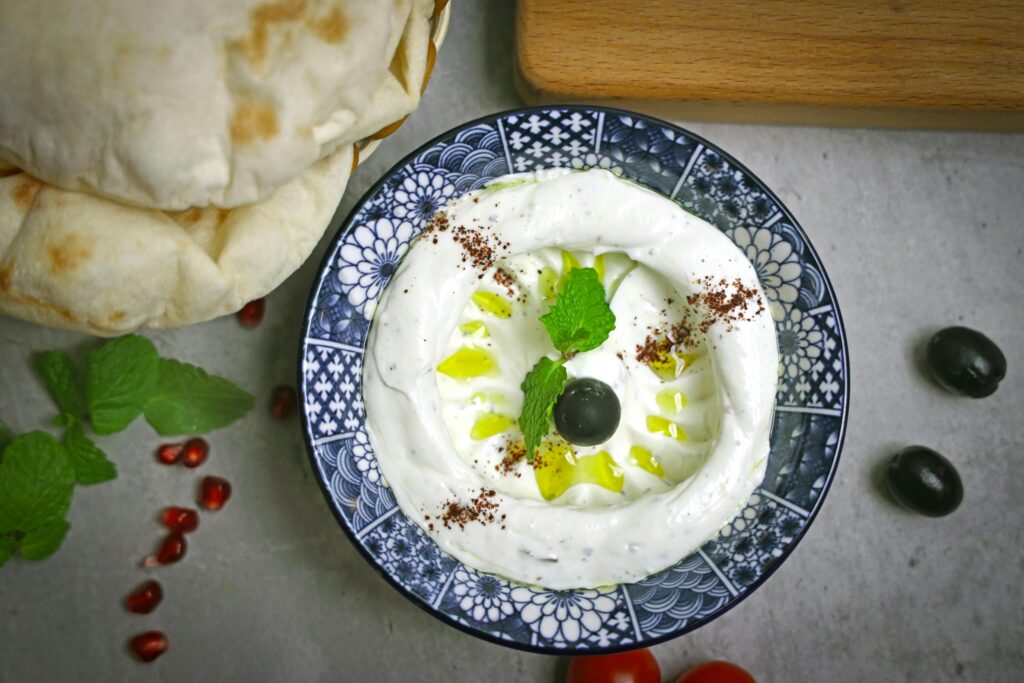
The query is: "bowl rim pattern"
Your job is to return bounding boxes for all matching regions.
[298,104,850,654]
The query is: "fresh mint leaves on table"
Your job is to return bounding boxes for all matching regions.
[86,335,160,435]
[0,432,75,564]
[519,267,616,460]
[35,351,82,422]
[64,419,117,485]
[0,334,254,566]
[144,359,254,436]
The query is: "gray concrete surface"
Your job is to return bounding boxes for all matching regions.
[1,3,1022,681]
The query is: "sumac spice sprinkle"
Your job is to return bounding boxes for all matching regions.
[421,211,510,275]
[439,489,501,530]
[686,276,765,332]
[493,268,517,296]
[495,441,526,476]
[635,335,671,366]
[636,278,763,364]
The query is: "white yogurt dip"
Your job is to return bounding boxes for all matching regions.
[363,168,778,589]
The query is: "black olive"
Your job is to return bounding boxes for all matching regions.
[553,378,620,446]
[885,446,963,517]
[926,326,1006,398]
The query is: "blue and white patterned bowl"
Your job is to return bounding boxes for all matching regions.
[299,107,849,653]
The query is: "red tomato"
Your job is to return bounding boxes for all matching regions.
[566,649,660,683]
[675,660,756,683]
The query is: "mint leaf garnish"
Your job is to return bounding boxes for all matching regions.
[0,419,12,453]
[143,359,254,435]
[64,420,116,485]
[540,267,616,356]
[519,357,568,460]
[518,267,616,458]
[18,518,70,561]
[35,351,82,421]
[0,432,74,542]
[86,335,159,434]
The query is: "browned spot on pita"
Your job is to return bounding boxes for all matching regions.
[235,0,308,67]
[351,143,360,173]
[0,263,78,323]
[0,166,21,179]
[231,102,280,145]
[46,234,92,275]
[12,178,42,212]
[108,311,126,324]
[307,6,347,43]
[434,0,449,17]
[216,208,231,225]
[173,207,204,226]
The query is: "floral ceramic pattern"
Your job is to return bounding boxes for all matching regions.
[702,494,805,591]
[676,148,778,231]
[393,171,456,224]
[361,512,457,604]
[450,567,516,623]
[728,226,803,318]
[301,107,848,653]
[440,565,637,649]
[510,586,626,648]
[337,217,416,317]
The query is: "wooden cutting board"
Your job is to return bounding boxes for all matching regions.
[514,0,1024,130]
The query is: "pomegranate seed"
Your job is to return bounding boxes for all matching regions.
[199,476,231,511]
[270,385,297,419]
[237,298,265,328]
[160,507,199,534]
[155,443,183,465]
[181,438,209,468]
[129,631,168,663]
[124,580,163,614]
[143,533,187,568]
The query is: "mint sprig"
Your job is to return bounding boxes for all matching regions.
[519,267,615,459]
[1,334,254,568]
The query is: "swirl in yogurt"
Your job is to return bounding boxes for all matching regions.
[364,169,778,589]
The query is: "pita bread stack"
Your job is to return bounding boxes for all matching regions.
[0,0,446,335]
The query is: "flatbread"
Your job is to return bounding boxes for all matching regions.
[0,145,353,335]
[0,0,430,210]
[0,0,438,335]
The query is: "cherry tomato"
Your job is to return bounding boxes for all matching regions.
[567,649,660,683]
[675,660,756,683]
